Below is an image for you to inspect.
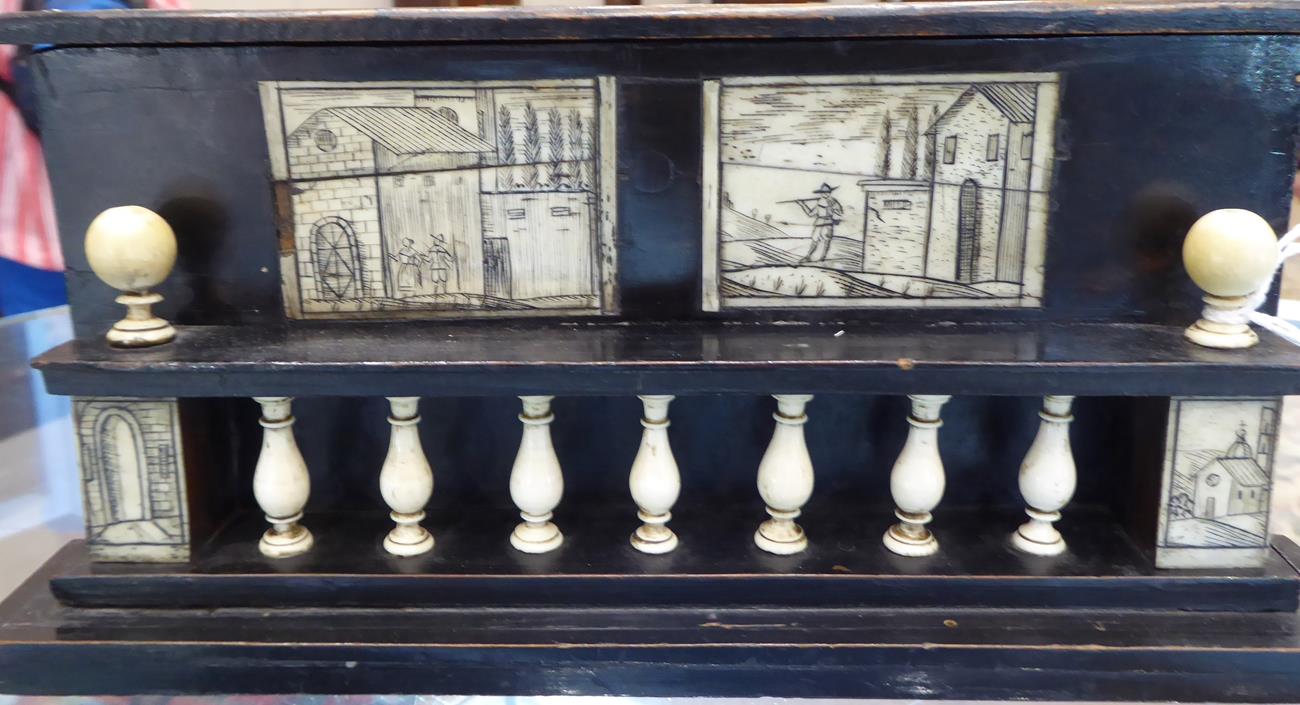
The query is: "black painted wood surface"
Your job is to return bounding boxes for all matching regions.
[50,507,1300,611]
[27,34,1296,341]
[32,322,1300,397]
[3,539,1300,698]
[4,2,1300,46]
[10,8,1300,697]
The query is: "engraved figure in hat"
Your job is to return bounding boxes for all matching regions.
[792,182,843,264]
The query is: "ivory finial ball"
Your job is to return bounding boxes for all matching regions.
[1183,209,1278,298]
[85,206,177,293]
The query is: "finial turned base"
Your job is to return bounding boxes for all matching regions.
[1185,294,1260,350]
[1185,319,1259,349]
[107,292,175,348]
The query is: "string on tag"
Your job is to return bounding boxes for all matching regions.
[1201,224,1300,346]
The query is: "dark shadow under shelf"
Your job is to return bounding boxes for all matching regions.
[31,321,1300,397]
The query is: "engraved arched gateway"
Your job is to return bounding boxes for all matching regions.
[310,216,363,300]
[94,409,149,524]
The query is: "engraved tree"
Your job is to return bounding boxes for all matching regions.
[902,105,919,180]
[497,105,516,189]
[548,107,566,189]
[923,105,938,180]
[522,102,542,190]
[877,110,893,178]
[570,109,592,191]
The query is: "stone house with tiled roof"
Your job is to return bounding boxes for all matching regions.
[923,83,1038,286]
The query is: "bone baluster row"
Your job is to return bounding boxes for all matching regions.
[250,395,1076,559]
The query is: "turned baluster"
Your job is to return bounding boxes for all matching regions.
[754,394,815,555]
[883,395,950,557]
[379,397,435,557]
[629,395,681,554]
[509,395,564,553]
[1012,395,1077,556]
[252,397,313,558]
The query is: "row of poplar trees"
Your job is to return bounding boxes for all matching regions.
[496,102,595,192]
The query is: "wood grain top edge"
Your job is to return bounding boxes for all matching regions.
[1,1,1300,46]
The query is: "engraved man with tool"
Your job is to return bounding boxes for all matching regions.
[784,183,843,265]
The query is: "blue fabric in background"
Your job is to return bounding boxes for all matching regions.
[43,0,132,10]
[33,0,134,51]
[0,257,67,317]
[5,0,116,315]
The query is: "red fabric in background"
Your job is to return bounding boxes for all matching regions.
[0,0,186,273]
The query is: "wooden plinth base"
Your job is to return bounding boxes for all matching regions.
[1,537,1300,698]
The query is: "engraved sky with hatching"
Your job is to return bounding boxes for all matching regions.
[722,83,970,176]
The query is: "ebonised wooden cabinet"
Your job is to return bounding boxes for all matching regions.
[4,2,1300,699]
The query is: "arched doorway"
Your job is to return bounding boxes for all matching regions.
[95,410,148,524]
[311,217,362,299]
[956,179,981,283]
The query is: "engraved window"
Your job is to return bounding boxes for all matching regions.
[550,206,575,217]
[985,134,1000,161]
[882,199,911,210]
[1021,132,1034,160]
[507,208,527,220]
[1206,473,1221,487]
[943,135,957,164]
[438,107,459,123]
[314,128,338,152]
[310,217,362,300]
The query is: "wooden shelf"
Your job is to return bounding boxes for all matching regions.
[3,538,1300,699]
[31,322,1300,397]
[50,503,1300,611]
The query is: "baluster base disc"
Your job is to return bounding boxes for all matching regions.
[631,527,678,555]
[259,526,314,559]
[511,522,564,554]
[754,523,807,555]
[883,524,938,557]
[1012,525,1067,557]
[107,318,176,348]
[384,529,435,557]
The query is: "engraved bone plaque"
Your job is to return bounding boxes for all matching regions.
[702,73,1060,311]
[261,79,619,320]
